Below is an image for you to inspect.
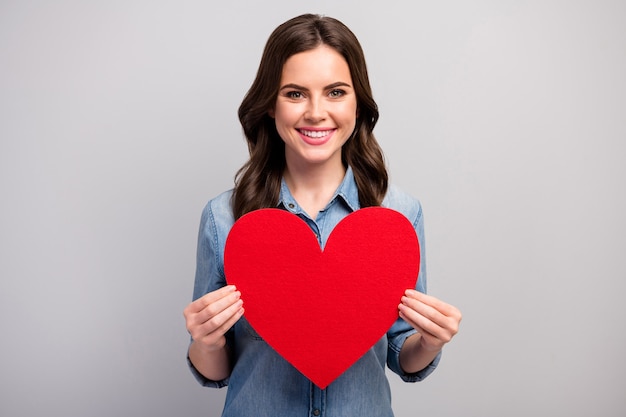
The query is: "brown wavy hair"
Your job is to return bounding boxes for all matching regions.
[232,14,388,219]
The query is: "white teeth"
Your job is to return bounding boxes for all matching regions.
[300,130,331,138]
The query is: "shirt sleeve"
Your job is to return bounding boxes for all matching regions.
[386,198,442,382]
[187,199,231,388]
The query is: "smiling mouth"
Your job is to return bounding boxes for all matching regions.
[298,129,334,138]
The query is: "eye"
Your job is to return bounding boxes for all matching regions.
[329,89,346,98]
[285,91,303,99]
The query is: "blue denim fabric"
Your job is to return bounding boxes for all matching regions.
[188,167,441,417]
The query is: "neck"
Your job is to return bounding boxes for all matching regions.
[283,160,346,219]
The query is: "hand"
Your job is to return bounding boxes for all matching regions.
[399,289,462,352]
[183,285,244,352]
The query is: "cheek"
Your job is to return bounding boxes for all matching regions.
[343,99,358,120]
[342,103,358,128]
[273,104,299,126]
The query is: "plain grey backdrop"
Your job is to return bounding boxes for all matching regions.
[1,1,624,416]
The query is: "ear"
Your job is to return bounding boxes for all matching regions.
[268,108,275,118]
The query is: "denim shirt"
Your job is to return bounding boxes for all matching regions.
[188,167,441,417]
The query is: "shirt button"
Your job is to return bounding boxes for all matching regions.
[313,410,320,416]
[288,203,295,209]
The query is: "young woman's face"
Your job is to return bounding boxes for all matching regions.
[272,45,357,171]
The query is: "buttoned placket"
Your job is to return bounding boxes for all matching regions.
[283,199,333,417]
[275,171,360,417]
[308,210,327,417]
[282,200,325,248]
[310,382,325,417]
[308,208,329,417]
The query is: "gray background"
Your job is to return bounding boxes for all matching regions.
[1,1,624,416]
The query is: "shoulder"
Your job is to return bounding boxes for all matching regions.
[382,184,423,226]
[200,189,236,236]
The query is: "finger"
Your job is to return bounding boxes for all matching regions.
[193,285,238,312]
[401,295,448,327]
[399,294,460,335]
[193,289,242,325]
[404,289,461,318]
[191,298,244,342]
[399,306,443,336]
[398,307,454,350]
[400,315,438,346]
[205,302,245,341]
[183,285,238,321]
[398,303,442,336]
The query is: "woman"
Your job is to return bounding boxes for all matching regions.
[184,13,461,416]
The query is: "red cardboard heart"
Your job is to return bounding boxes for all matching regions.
[224,207,420,389]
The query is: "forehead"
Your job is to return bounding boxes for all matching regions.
[280,45,352,84]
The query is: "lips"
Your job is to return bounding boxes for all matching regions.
[297,128,335,146]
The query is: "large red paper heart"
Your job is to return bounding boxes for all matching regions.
[224,207,420,389]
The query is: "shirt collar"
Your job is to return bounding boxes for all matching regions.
[278,166,360,214]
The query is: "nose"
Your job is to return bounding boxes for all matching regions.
[304,96,326,123]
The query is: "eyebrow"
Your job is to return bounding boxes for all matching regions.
[279,81,353,92]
